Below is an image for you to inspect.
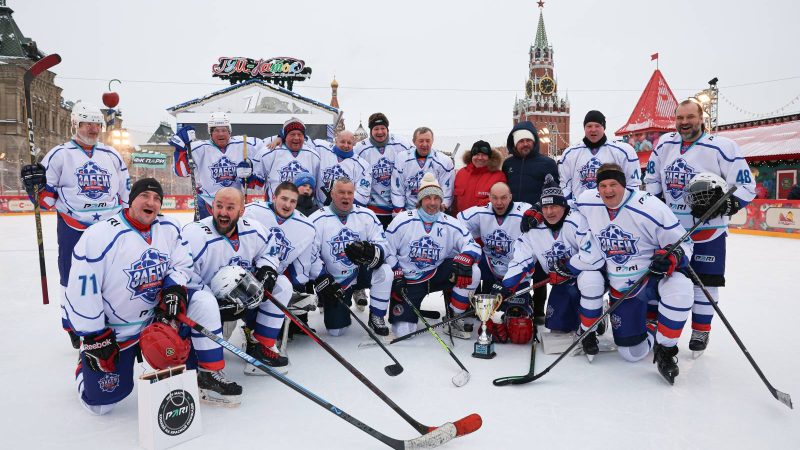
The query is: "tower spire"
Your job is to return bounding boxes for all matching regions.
[533,1,548,50]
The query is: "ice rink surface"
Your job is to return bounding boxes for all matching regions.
[0,212,797,449]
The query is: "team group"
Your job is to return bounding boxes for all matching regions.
[19,99,754,414]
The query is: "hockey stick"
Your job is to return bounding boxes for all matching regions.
[517,186,738,385]
[262,292,482,438]
[176,313,464,448]
[493,327,540,386]
[183,131,199,221]
[336,296,404,376]
[242,134,249,202]
[23,53,61,305]
[683,265,793,409]
[397,289,471,387]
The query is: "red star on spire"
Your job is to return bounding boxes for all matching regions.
[537,1,545,7]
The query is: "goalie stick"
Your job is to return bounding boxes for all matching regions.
[23,53,61,305]
[262,292,482,438]
[177,312,466,449]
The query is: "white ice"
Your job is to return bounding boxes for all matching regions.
[1,212,797,449]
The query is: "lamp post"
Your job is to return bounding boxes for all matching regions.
[692,77,719,132]
[538,127,551,157]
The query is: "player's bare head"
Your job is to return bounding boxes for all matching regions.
[596,163,627,208]
[412,127,434,156]
[331,177,355,212]
[335,130,355,152]
[368,113,389,143]
[676,99,705,141]
[128,178,163,225]
[212,187,244,236]
[273,182,299,219]
[489,182,512,215]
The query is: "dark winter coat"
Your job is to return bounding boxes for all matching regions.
[451,147,507,214]
[296,194,319,217]
[502,121,559,205]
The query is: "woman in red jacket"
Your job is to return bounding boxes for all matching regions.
[451,140,507,214]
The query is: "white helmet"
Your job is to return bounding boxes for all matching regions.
[70,102,105,128]
[209,265,263,321]
[684,172,728,209]
[207,112,231,134]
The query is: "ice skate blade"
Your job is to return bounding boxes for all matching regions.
[585,353,595,363]
[244,362,288,376]
[692,349,705,359]
[199,389,241,407]
[358,333,395,349]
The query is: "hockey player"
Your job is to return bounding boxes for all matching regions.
[354,112,411,229]
[308,178,393,336]
[644,99,756,355]
[571,163,694,383]
[20,102,130,349]
[558,110,641,204]
[65,179,238,413]
[170,112,264,219]
[391,127,454,213]
[315,130,372,207]
[182,187,291,373]
[256,117,321,199]
[385,173,481,338]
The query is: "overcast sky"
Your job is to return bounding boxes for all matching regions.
[11,0,800,151]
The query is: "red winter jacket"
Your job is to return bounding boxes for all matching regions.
[451,148,507,214]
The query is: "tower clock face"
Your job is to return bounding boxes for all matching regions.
[538,76,556,95]
[525,79,534,98]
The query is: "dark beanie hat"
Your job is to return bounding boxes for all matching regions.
[583,110,606,128]
[368,112,389,129]
[129,178,163,204]
[540,174,567,207]
[470,140,492,156]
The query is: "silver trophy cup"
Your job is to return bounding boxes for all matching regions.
[470,293,503,359]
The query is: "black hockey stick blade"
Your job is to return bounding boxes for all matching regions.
[385,363,404,377]
[336,296,405,377]
[421,309,441,320]
[493,334,539,386]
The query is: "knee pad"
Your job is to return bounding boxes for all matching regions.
[577,270,605,299]
[617,339,652,362]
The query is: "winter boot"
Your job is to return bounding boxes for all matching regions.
[653,343,680,385]
[368,312,389,337]
[197,369,242,407]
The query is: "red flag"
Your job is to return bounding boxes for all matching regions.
[651,53,659,61]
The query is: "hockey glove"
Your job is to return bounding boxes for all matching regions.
[236,159,254,183]
[314,274,344,307]
[485,320,509,344]
[20,163,47,196]
[391,267,407,300]
[489,283,512,300]
[649,246,685,278]
[520,203,545,233]
[255,265,279,293]
[160,285,188,320]
[344,241,384,269]
[168,125,196,152]
[549,258,576,285]
[82,328,120,373]
[449,253,475,289]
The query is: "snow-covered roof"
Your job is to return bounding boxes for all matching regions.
[717,119,800,160]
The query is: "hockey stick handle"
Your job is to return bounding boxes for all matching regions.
[683,265,793,409]
[186,143,199,221]
[335,296,404,371]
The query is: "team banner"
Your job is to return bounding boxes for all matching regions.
[132,153,167,169]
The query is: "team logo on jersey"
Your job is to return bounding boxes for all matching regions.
[597,224,639,265]
[279,160,308,183]
[372,157,394,186]
[124,249,170,302]
[322,164,350,190]
[610,313,622,330]
[265,226,294,261]
[484,229,514,259]
[578,157,603,189]
[408,236,442,269]
[74,161,112,200]
[664,158,696,200]
[406,171,425,196]
[227,256,252,271]
[98,373,120,393]
[329,228,359,265]
[209,156,238,187]
[543,241,573,272]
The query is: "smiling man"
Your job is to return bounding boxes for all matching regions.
[391,127,454,213]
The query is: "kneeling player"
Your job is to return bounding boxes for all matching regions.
[385,173,482,338]
[65,179,232,413]
[571,164,694,383]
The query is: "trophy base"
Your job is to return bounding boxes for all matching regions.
[472,341,496,359]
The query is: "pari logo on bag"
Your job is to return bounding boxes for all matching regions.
[157,390,196,436]
[75,161,112,200]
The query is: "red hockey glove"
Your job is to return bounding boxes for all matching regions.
[520,203,545,233]
[449,253,475,289]
[649,246,685,278]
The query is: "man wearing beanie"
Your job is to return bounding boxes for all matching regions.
[391,127,455,213]
[385,173,482,339]
[354,112,412,229]
[557,110,640,204]
[503,120,558,324]
[451,140,507,214]
[66,178,240,412]
[257,117,321,200]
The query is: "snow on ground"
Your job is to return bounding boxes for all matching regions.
[0,213,797,449]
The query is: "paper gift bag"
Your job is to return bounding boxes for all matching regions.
[138,365,203,449]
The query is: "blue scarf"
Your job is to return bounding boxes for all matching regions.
[332,145,354,160]
[417,207,441,224]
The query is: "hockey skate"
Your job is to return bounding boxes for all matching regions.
[689,330,710,359]
[577,329,599,362]
[353,289,368,312]
[653,343,680,385]
[243,327,289,375]
[443,317,473,340]
[368,312,390,337]
[197,369,242,407]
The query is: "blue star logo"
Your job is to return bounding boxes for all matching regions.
[92,213,101,221]
[626,279,635,286]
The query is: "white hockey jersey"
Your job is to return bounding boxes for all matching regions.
[572,188,693,293]
[174,136,266,205]
[315,145,372,206]
[391,149,454,210]
[643,132,756,243]
[64,213,191,341]
[354,135,411,215]
[558,140,641,202]
[256,143,321,199]
[502,208,587,290]
[457,201,532,279]
[385,210,481,281]
[182,216,278,291]
[243,201,316,286]
[40,140,130,229]
[308,205,389,289]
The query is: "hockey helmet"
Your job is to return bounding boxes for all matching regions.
[210,265,263,321]
[684,172,728,210]
[70,102,105,128]
[140,321,190,370]
[207,111,231,133]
